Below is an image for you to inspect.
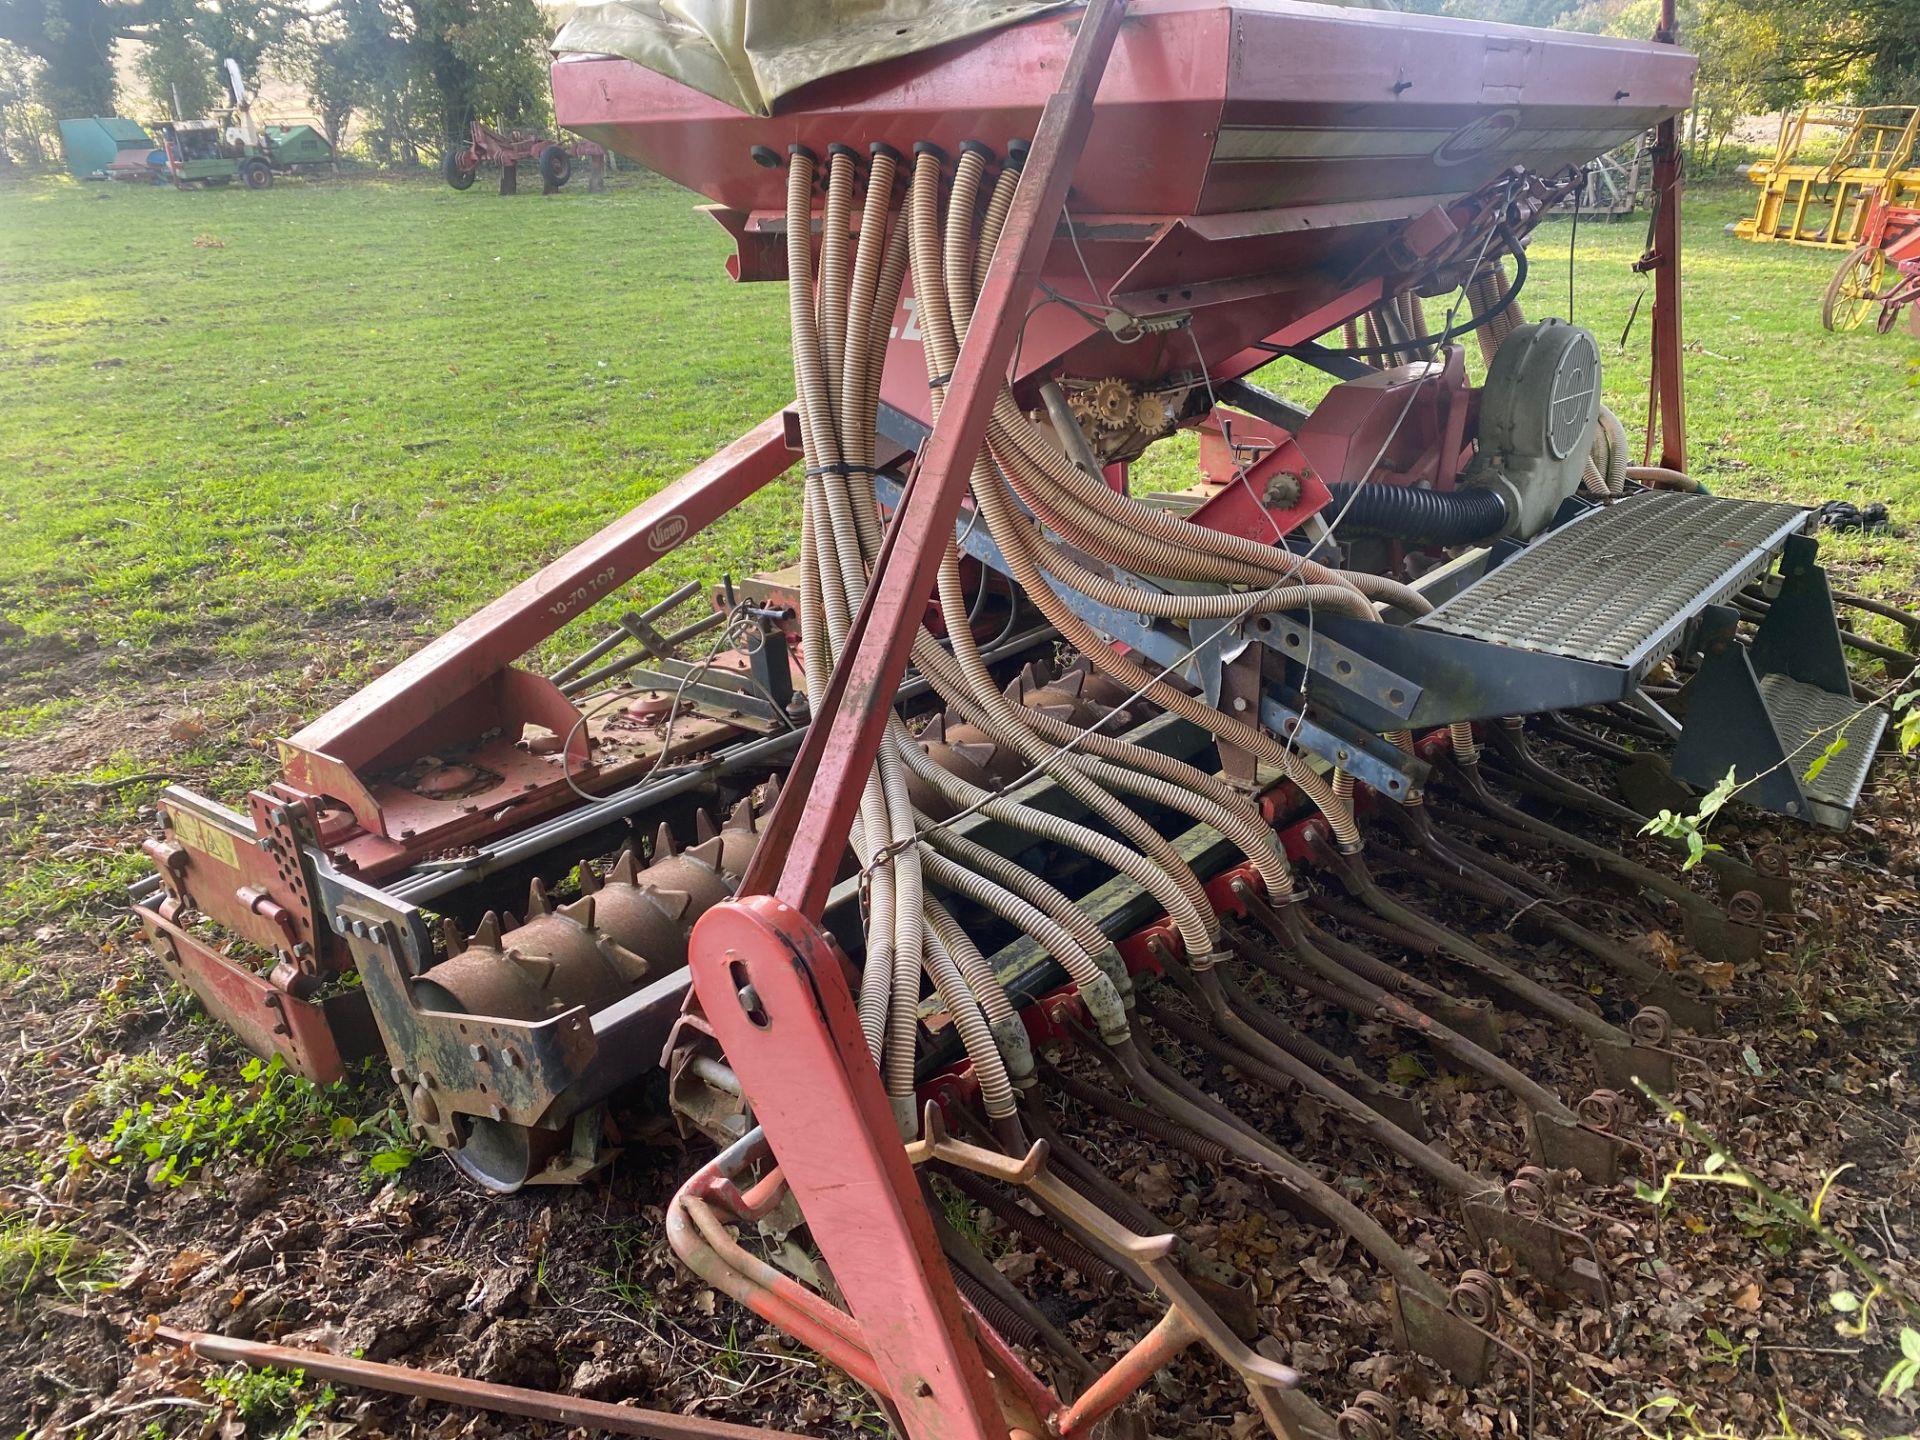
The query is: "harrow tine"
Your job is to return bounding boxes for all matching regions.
[1134,987,1609,1304]
[1055,1036,1499,1384]
[1011,1095,1264,1338]
[1302,834,1673,1094]
[909,1105,1314,1436]
[1231,884,1628,1184]
[1373,814,1718,1033]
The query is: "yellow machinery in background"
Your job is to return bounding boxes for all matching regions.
[1736,104,1920,247]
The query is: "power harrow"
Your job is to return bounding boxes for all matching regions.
[133,1,1919,1434]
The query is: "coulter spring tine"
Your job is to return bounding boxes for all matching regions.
[1375,824,1714,1035]
[1146,939,1428,1134]
[932,1202,1097,1385]
[1487,719,1794,914]
[1439,750,1759,975]
[1278,892,1507,1052]
[1302,835,1675,1094]
[1230,885,1628,1184]
[1133,988,1608,1304]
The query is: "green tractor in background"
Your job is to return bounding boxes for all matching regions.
[155,59,333,189]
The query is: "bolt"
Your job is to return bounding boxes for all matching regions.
[467,1043,490,1064]
[1231,696,1248,713]
[489,1105,506,1122]
[348,919,367,939]
[256,837,274,852]
[292,942,312,959]
[912,1381,934,1399]
[400,827,416,840]
[501,1047,523,1070]
[332,915,349,935]
[390,1066,408,1085]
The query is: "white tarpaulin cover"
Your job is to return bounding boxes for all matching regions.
[550,0,1076,116]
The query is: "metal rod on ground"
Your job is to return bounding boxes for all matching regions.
[149,1327,815,1440]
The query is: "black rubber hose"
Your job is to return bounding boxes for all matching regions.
[1322,481,1509,545]
[1261,222,1531,362]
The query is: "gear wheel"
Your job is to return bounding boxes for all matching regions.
[1080,378,1137,431]
[1132,390,1178,435]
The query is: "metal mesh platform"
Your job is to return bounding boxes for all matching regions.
[1416,492,1811,673]
[1759,673,1887,822]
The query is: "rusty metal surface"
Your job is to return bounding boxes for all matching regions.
[137,900,358,1083]
[150,1325,814,1439]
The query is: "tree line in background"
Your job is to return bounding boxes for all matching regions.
[2,0,1920,170]
[1416,0,1920,163]
[0,0,552,166]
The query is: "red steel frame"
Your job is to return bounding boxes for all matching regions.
[1644,0,1687,472]
[1857,193,1920,330]
[690,5,1128,1436]
[680,8,1700,1436]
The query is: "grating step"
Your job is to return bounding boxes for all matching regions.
[1417,492,1810,675]
[1758,673,1888,826]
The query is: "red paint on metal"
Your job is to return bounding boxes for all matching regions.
[757,0,1129,917]
[140,906,348,1082]
[1182,423,1332,542]
[552,4,1687,224]
[1054,1308,1200,1437]
[1645,0,1687,472]
[289,414,794,773]
[687,897,1008,1439]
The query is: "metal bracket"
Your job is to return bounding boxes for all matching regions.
[309,856,599,1152]
[1669,606,1813,821]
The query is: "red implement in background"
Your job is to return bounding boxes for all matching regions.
[1821,192,1920,334]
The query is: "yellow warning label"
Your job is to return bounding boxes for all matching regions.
[170,808,241,869]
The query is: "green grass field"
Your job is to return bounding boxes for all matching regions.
[1,170,1916,741]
